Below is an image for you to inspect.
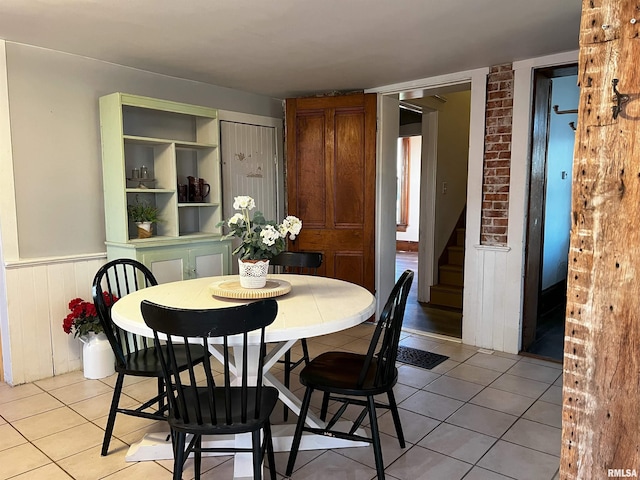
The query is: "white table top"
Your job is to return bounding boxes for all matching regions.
[111,274,376,343]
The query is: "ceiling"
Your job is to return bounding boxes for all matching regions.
[0,0,582,100]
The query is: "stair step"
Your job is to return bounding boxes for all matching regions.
[448,246,464,266]
[456,228,466,247]
[439,264,463,286]
[430,284,463,309]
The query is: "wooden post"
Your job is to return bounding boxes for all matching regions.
[562,0,640,478]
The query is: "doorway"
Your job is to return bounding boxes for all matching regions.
[393,89,471,339]
[522,65,579,361]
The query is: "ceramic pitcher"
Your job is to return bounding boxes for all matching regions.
[187,176,211,202]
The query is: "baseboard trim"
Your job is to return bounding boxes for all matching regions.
[396,240,418,252]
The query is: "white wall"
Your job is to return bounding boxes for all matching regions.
[542,75,578,289]
[434,90,471,258]
[6,42,282,260]
[0,41,283,384]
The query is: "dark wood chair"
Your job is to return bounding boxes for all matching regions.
[92,258,208,456]
[286,270,414,480]
[141,298,279,480]
[269,251,323,420]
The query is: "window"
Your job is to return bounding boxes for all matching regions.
[396,137,411,231]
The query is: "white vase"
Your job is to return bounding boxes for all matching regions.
[80,332,115,379]
[238,259,269,288]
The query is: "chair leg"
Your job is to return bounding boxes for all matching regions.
[252,430,263,480]
[387,389,405,448]
[286,386,314,476]
[283,350,292,421]
[157,377,165,411]
[367,395,385,480]
[264,422,277,480]
[320,391,330,421]
[173,431,186,480]
[300,338,310,365]
[194,435,202,480]
[101,372,125,456]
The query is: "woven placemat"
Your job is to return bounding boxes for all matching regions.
[209,279,291,299]
[396,346,449,370]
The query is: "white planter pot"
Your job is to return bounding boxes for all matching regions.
[81,332,115,379]
[136,221,153,239]
[238,259,270,288]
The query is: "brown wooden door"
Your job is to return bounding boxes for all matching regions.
[285,93,376,293]
[522,69,553,351]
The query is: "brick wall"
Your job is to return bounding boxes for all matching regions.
[481,64,514,245]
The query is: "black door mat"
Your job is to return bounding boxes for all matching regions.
[396,346,449,370]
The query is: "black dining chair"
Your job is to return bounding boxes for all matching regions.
[286,270,414,480]
[269,251,323,420]
[92,258,208,456]
[141,298,279,480]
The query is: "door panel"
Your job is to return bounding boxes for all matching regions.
[191,247,225,278]
[286,93,376,293]
[220,121,278,222]
[295,112,327,227]
[335,110,366,226]
[334,253,364,285]
[522,72,552,350]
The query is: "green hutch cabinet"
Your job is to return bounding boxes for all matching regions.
[99,93,231,283]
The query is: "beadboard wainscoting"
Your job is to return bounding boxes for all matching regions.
[462,244,523,354]
[3,254,106,385]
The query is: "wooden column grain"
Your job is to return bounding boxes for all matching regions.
[561,0,640,478]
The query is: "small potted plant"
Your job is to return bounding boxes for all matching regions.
[127,196,161,238]
[218,195,302,288]
[62,293,118,379]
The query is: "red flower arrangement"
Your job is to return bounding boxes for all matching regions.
[62,292,118,338]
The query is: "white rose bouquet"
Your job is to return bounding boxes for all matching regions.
[218,196,302,260]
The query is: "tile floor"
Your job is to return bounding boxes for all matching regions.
[0,324,563,480]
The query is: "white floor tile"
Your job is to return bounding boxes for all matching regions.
[506,362,562,384]
[464,353,518,373]
[418,423,496,464]
[446,404,517,438]
[522,400,562,428]
[469,387,536,417]
[424,375,485,402]
[502,418,561,456]
[445,364,502,386]
[478,440,559,480]
[399,390,464,421]
[385,444,472,480]
[0,331,567,479]
[490,374,551,399]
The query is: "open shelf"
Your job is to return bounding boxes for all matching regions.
[100,92,230,281]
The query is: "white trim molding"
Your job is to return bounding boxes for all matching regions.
[367,67,491,95]
[5,252,107,269]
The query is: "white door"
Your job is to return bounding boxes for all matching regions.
[220,121,278,222]
[220,120,280,273]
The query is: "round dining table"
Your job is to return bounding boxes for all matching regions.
[111,273,375,343]
[110,273,376,479]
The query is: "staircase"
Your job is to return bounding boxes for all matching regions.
[429,227,465,310]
